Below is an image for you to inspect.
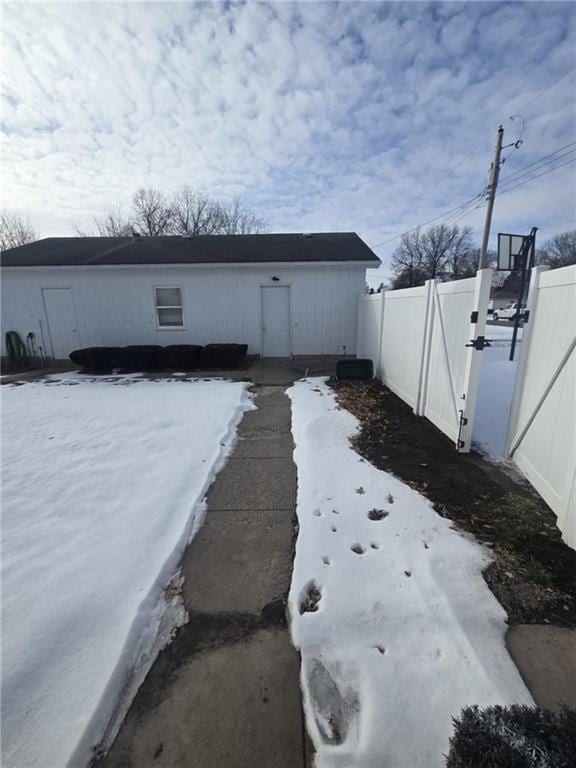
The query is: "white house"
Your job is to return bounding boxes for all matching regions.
[1,233,379,359]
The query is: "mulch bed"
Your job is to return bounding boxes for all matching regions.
[330,378,576,628]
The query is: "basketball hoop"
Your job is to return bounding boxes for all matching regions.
[497,233,529,271]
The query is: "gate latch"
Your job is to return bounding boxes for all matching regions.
[466,336,491,351]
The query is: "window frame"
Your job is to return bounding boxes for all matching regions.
[154,286,185,330]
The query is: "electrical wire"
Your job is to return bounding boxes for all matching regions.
[371,70,575,252]
[371,191,486,248]
[499,141,576,183]
[508,65,576,116]
[498,157,576,197]
[443,199,486,227]
[499,148,576,190]
[450,67,574,175]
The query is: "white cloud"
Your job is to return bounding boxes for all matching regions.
[2,1,575,269]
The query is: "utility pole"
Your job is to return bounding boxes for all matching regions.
[478,125,505,269]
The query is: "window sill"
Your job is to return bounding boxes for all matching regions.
[156,326,187,331]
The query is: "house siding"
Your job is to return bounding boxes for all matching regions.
[1,264,365,357]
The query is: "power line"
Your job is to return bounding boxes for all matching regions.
[445,199,486,228]
[371,69,576,253]
[498,157,576,197]
[450,67,575,176]
[509,65,576,116]
[500,141,576,183]
[373,141,575,251]
[372,191,485,248]
[499,148,575,189]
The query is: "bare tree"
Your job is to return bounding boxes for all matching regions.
[73,208,133,237]
[77,187,266,239]
[0,211,38,251]
[491,268,510,290]
[537,230,576,269]
[390,229,425,288]
[218,197,266,235]
[445,227,476,279]
[391,224,475,288]
[131,188,172,236]
[170,187,222,235]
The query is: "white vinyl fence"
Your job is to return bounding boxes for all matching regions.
[357,270,492,451]
[506,264,576,549]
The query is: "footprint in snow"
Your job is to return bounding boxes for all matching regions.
[351,544,366,555]
[300,581,323,614]
[367,509,389,521]
[306,658,360,746]
[322,556,331,566]
[387,493,395,504]
[355,487,366,495]
[313,509,322,517]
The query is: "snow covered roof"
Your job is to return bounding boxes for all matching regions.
[1,233,380,268]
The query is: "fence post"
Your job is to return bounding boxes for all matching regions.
[505,265,548,458]
[415,279,436,416]
[376,290,386,379]
[457,268,492,452]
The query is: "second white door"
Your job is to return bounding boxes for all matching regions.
[261,286,291,357]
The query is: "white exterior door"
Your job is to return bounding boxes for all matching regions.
[42,288,79,358]
[261,286,291,357]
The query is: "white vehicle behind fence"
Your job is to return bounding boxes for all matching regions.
[492,301,525,322]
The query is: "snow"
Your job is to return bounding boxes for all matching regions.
[287,378,532,768]
[473,324,521,458]
[1,374,252,768]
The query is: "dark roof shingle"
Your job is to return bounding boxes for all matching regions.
[1,233,380,268]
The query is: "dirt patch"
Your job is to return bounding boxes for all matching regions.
[330,378,576,628]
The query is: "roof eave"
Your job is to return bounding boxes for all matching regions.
[1,259,380,270]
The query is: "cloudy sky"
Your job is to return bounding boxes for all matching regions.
[3,1,575,280]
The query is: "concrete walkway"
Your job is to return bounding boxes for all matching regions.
[98,383,309,768]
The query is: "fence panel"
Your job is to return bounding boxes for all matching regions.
[379,283,431,411]
[356,294,383,368]
[356,270,491,452]
[506,265,576,549]
[421,271,491,450]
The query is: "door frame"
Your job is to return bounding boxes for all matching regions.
[259,283,292,358]
[41,286,81,359]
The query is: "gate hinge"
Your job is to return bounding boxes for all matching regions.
[457,409,468,450]
[466,335,490,350]
[470,311,479,323]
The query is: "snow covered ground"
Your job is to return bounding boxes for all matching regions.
[473,324,521,458]
[288,378,531,768]
[1,373,252,768]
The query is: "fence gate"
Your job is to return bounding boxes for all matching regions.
[418,270,492,451]
[357,269,493,453]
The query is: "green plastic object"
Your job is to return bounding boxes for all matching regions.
[336,358,373,380]
[5,331,29,368]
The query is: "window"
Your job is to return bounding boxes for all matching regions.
[155,287,184,328]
